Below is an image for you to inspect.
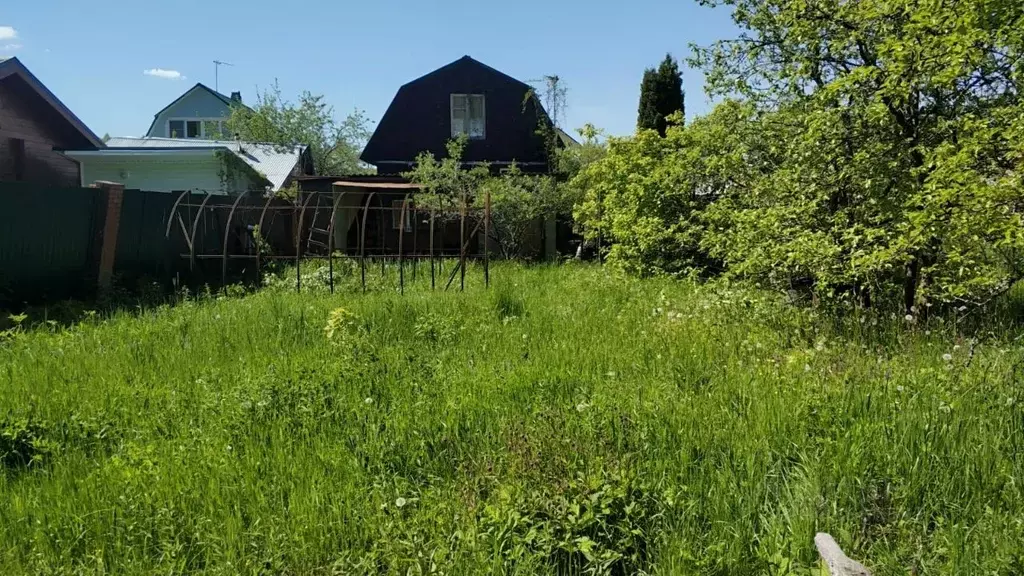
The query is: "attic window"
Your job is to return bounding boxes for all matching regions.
[168,118,227,139]
[451,94,485,139]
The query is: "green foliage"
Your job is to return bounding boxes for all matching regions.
[637,54,685,136]
[573,104,750,275]
[579,0,1024,312]
[405,138,568,259]
[1,264,1023,573]
[225,81,372,176]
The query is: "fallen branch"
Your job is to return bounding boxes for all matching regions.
[815,533,871,576]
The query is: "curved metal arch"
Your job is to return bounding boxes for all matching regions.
[164,189,192,239]
[256,192,278,233]
[188,191,214,272]
[359,191,378,292]
[325,189,349,294]
[296,190,321,255]
[325,189,349,253]
[398,193,413,294]
[255,192,278,278]
[221,192,250,289]
[295,191,323,293]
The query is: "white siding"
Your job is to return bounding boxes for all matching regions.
[78,156,237,194]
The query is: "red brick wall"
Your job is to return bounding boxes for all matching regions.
[0,80,82,187]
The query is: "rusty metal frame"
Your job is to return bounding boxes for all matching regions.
[325,188,348,294]
[163,187,493,294]
[188,191,213,272]
[221,191,249,290]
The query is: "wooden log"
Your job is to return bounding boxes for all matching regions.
[815,533,871,576]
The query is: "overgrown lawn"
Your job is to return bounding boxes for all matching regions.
[1,264,1022,574]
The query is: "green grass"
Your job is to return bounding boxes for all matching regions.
[1,263,1022,574]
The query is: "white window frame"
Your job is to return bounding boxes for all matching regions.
[450,94,485,139]
[166,118,228,139]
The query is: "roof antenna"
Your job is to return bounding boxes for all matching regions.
[213,60,233,92]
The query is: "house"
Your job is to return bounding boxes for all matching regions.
[360,55,562,174]
[145,83,248,139]
[65,137,313,195]
[0,57,104,187]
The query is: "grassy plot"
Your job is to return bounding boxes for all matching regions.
[1,263,1022,574]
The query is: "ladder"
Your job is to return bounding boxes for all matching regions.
[306,200,331,255]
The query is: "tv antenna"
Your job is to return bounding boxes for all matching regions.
[213,60,234,92]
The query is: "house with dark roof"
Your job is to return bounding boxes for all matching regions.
[361,56,566,174]
[145,83,249,139]
[0,57,104,187]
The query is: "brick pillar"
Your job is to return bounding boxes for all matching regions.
[90,181,125,289]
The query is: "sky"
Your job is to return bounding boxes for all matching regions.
[1,1,739,140]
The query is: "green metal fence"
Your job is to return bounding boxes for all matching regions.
[0,182,103,304]
[0,184,191,306]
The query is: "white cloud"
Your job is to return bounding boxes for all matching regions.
[144,68,185,80]
[0,26,17,41]
[2,44,22,51]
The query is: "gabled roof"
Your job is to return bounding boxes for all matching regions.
[0,57,104,148]
[74,137,307,191]
[401,55,534,93]
[361,55,554,170]
[145,83,250,136]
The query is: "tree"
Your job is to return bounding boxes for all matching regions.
[637,54,685,136]
[225,82,372,176]
[686,0,1024,311]
[406,138,565,259]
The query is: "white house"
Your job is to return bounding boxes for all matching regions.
[65,137,312,194]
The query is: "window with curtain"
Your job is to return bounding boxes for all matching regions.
[450,94,485,139]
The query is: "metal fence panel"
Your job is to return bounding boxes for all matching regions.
[0,182,101,303]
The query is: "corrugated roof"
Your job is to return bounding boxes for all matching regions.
[104,137,305,190]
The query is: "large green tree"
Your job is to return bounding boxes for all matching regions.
[225,82,372,176]
[689,0,1024,311]
[637,54,685,136]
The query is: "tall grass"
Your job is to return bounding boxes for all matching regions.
[1,263,1022,574]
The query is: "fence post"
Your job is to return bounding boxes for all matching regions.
[815,533,871,576]
[90,180,125,290]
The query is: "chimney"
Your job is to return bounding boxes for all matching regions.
[230,91,242,104]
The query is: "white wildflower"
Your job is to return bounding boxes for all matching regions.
[942,353,953,362]
[364,397,374,405]
[395,497,407,508]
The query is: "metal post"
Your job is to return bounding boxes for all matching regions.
[255,193,277,283]
[398,194,410,295]
[459,188,467,292]
[189,192,213,273]
[359,192,378,293]
[484,187,491,289]
[429,202,436,290]
[221,192,248,293]
[326,189,347,295]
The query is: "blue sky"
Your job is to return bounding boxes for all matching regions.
[2,1,737,139]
